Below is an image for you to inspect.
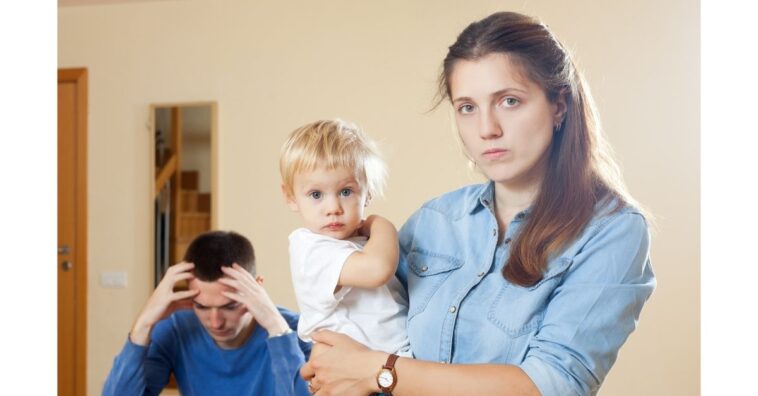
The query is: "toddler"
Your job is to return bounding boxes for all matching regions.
[280,119,410,356]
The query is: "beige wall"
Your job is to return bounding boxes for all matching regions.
[58,0,699,395]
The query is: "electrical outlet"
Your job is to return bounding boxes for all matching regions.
[100,271,128,288]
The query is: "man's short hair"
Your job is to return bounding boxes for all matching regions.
[183,230,255,281]
[279,119,387,199]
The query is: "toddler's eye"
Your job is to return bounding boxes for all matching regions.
[309,191,322,199]
[340,188,353,197]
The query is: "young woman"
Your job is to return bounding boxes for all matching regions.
[301,11,655,396]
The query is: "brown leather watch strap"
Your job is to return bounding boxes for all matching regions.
[383,353,399,370]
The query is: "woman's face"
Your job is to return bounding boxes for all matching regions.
[449,53,563,188]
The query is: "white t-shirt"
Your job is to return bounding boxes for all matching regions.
[288,228,411,354]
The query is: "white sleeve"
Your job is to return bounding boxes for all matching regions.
[289,230,359,310]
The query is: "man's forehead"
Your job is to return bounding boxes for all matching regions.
[188,278,235,306]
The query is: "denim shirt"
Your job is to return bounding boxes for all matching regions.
[396,182,655,396]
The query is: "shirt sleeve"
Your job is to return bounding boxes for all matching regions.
[519,211,656,396]
[290,230,359,309]
[267,309,313,396]
[101,335,172,396]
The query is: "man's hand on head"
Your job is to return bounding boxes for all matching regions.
[218,263,290,335]
[130,262,200,346]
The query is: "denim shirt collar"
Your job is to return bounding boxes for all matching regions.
[467,181,532,222]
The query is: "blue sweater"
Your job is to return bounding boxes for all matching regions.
[103,307,312,396]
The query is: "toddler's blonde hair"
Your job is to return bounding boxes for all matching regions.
[280,119,386,199]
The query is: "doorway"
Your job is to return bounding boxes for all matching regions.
[58,68,88,396]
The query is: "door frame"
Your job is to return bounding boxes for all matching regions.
[148,102,219,284]
[58,68,88,395]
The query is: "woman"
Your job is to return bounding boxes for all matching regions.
[301,11,655,396]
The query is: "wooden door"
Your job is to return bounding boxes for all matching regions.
[58,68,87,396]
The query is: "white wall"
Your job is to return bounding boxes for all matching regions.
[58,0,699,394]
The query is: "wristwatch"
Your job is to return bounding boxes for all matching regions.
[267,327,293,338]
[376,353,399,394]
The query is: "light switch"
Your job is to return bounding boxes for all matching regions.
[100,271,128,288]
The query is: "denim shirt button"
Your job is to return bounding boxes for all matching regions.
[420,265,428,272]
[449,306,457,313]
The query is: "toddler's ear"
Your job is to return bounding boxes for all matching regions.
[255,275,264,285]
[281,185,299,212]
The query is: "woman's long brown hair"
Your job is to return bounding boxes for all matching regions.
[438,12,639,287]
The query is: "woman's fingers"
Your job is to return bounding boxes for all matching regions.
[311,330,350,347]
[300,361,316,380]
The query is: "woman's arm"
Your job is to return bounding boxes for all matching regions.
[301,331,540,396]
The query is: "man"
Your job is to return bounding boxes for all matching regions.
[103,231,312,395]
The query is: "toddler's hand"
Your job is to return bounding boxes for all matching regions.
[358,215,382,237]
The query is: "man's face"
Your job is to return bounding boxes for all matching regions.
[188,278,252,349]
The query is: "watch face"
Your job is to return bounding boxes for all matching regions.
[378,370,394,387]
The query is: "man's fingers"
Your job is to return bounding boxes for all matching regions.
[220,266,247,284]
[220,264,245,278]
[310,330,347,347]
[168,262,194,273]
[172,271,195,282]
[219,275,261,296]
[171,289,199,301]
[217,277,243,292]
[221,290,245,303]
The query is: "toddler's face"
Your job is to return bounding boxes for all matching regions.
[286,166,367,240]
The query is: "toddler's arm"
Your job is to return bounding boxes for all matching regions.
[337,215,399,288]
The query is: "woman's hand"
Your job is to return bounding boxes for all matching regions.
[300,330,386,395]
[311,378,376,396]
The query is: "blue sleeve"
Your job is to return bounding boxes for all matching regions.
[267,308,312,396]
[101,336,171,396]
[519,212,656,395]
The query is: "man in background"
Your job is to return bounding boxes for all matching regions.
[103,230,311,395]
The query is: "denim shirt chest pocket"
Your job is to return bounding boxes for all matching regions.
[406,250,464,320]
[487,257,572,337]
